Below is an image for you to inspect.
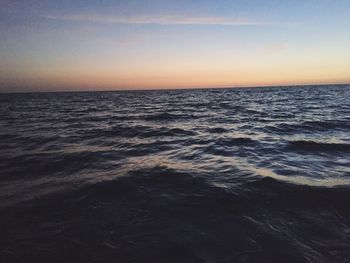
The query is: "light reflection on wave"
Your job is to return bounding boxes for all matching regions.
[1,85,350,262]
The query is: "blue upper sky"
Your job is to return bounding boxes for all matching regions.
[1,0,350,91]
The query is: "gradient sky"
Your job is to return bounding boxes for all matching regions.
[1,0,350,92]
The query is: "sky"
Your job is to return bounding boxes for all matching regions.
[1,0,350,92]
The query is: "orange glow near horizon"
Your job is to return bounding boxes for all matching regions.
[3,57,349,91]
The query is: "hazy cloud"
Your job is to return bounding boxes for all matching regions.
[44,14,265,26]
[265,43,288,51]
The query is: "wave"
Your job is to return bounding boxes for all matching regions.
[206,127,230,133]
[81,126,196,139]
[1,85,350,262]
[214,137,256,147]
[1,168,350,262]
[144,112,197,121]
[201,137,257,157]
[287,140,350,153]
[266,119,350,134]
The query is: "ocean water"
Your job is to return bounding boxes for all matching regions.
[1,85,350,262]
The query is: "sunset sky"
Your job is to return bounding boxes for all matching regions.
[1,0,350,92]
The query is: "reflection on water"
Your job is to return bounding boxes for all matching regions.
[1,85,350,262]
[1,85,350,202]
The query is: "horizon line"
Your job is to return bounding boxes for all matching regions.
[1,83,349,94]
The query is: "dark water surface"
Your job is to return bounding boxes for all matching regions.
[1,85,350,262]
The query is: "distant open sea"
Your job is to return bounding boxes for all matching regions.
[1,85,350,262]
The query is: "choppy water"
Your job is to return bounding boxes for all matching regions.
[1,85,350,262]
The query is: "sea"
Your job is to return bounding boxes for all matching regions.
[1,84,350,262]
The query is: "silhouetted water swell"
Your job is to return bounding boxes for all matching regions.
[0,85,350,262]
